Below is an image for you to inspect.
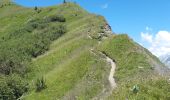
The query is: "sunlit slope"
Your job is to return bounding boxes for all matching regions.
[98,35,170,99]
[7,3,112,99]
[0,2,169,100]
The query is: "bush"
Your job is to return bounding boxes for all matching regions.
[0,78,14,100]
[0,15,66,75]
[29,34,50,57]
[0,5,4,8]
[0,9,67,100]
[33,6,41,13]
[6,75,29,99]
[35,77,47,92]
[46,15,66,22]
[37,9,42,13]
[25,19,46,32]
[0,75,29,100]
[0,44,29,75]
[132,85,139,94]
[48,24,67,40]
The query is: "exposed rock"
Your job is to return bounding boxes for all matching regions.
[104,23,113,35]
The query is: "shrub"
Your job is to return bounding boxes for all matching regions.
[33,6,42,13]
[0,5,3,8]
[0,17,66,75]
[0,78,14,100]
[48,24,66,40]
[0,45,29,75]
[6,74,29,99]
[37,9,42,13]
[29,34,50,57]
[0,14,66,75]
[35,77,47,92]
[132,84,139,94]
[0,75,29,100]
[46,15,66,22]
[25,19,44,31]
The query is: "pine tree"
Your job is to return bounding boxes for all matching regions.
[34,6,38,11]
[63,0,66,3]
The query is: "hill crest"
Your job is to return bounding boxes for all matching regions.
[0,2,169,100]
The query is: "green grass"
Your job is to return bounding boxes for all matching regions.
[108,73,170,100]
[10,3,109,99]
[98,34,170,99]
[98,34,152,80]
[26,51,95,99]
[0,2,109,99]
[0,2,169,100]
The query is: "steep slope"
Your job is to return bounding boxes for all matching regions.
[0,2,170,100]
[97,35,170,99]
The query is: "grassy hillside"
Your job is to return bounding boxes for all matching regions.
[98,34,166,80]
[0,1,170,100]
[97,35,170,99]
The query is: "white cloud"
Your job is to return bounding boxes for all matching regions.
[101,3,108,9]
[141,31,170,57]
[141,32,153,43]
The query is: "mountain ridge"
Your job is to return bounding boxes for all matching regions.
[0,2,170,100]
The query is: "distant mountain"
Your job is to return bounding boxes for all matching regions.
[160,54,170,68]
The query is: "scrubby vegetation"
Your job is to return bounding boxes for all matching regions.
[35,77,47,92]
[0,0,11,8]
[0,11,66,99]
[0,74,28,100]
[0,14,66,75]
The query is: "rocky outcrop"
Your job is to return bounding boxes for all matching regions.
[97,23,113,41]
[103,23,113,35]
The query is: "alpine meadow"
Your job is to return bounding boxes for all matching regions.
[0,0,170,100]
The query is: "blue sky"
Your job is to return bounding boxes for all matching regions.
[12,0,170,56]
